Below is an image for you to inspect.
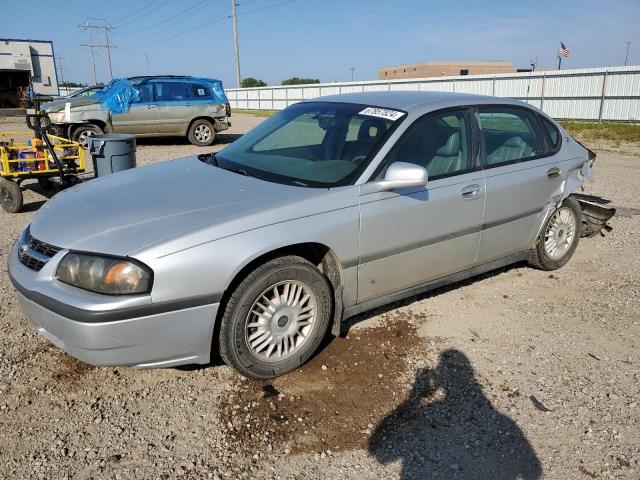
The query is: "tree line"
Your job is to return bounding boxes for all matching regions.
[241,77,320,88]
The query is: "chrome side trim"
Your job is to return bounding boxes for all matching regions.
[359,225,483,265]
[358,208,541,266]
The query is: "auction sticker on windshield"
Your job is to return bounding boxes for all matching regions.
[359,107,405,121]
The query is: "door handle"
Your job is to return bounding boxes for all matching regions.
[547,167,561,178]
[461,184,482,199]
[146,105,157,109]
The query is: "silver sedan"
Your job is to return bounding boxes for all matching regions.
[9,92,596,379]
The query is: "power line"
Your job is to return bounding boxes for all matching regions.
[64,28,83,55]
[113,0,163,26]
[237,0,302,16]
[121,10,229,49]
[118,0,171,28]
[116,0,210,35]
[119,0,304,63]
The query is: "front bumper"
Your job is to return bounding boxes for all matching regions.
[8,239,219,368]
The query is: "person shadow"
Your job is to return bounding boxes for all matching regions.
[369,349,542,479]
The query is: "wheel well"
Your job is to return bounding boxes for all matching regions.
[69,120,106,137]
[188,116,219,133]
[211,243,345,361]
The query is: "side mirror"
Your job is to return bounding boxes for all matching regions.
[360,162,428,195]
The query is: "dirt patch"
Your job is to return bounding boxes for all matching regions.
[49,353,95,387]
[220,313,441,456]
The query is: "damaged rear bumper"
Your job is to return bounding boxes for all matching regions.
[574,194,616,238]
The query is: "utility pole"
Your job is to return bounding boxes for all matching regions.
[81,19,116,84]
[105,26,114,79]
[85,23,97,84]
[349,67,354,81]
[231,0,241,87]
[54,55,65,86]
[625,41,631,66]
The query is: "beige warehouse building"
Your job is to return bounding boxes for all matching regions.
[379,61,517,80]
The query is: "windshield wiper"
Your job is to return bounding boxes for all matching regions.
[197,152,218,166]
[225,167,253,177]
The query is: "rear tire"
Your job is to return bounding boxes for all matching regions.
[219,256,333,379]
[72,124,103,150]
[188,119,216,146]
[0,178,23,213]
[529,196,581,271]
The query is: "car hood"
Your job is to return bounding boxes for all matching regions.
[29,156,323,256]
[42,96,99,113]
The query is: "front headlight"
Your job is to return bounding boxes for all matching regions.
[56,252,152,295]
[48,111,66,123]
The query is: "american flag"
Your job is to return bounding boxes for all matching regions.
[559,42,570,57]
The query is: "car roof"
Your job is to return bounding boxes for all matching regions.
[308,91,528,113]
[127,75,222,83]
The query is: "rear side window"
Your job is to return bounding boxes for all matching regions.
[539,116,561,149]
[190,83,212,99]
[478,107,546,166]
[155,82,192,102]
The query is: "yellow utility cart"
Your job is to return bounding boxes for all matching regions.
[0,114,85,213]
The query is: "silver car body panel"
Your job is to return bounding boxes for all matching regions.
[358,170,485,303]
[11,91,593,368]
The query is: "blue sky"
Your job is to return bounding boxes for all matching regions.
[2,0,639,87]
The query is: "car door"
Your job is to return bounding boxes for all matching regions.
[358,108,485,303]
[474,105,562,264]
[155,81,194,135]
[111,82,158,135]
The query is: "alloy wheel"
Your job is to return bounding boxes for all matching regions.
[78,130,97,149]
[244,280,317,362]
[544,206,577,259]
[194,124,211,143]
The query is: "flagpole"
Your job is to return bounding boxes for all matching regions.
[557,53,562,70]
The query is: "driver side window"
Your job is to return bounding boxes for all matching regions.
[133,83,153,103]
[384,109,471,179]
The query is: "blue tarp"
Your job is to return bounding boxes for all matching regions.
[92,77,228,115]
[93,79,140,114]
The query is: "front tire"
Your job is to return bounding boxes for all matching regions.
[529,197,582,270]
[72,124,103,150]
[188,119,216,146]
[219,256,333,379]
[0,178,23,213]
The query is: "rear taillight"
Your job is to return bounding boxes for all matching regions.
[225,103,231,117]
[574,137,597,164]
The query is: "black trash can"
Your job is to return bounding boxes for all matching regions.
[89,134,136,178]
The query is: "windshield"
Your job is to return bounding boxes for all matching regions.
[215,102,405,187]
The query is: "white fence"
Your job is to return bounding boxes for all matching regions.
[58,87,82,97]
[226,66,640,122]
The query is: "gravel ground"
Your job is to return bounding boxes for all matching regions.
[0,115,638,479]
